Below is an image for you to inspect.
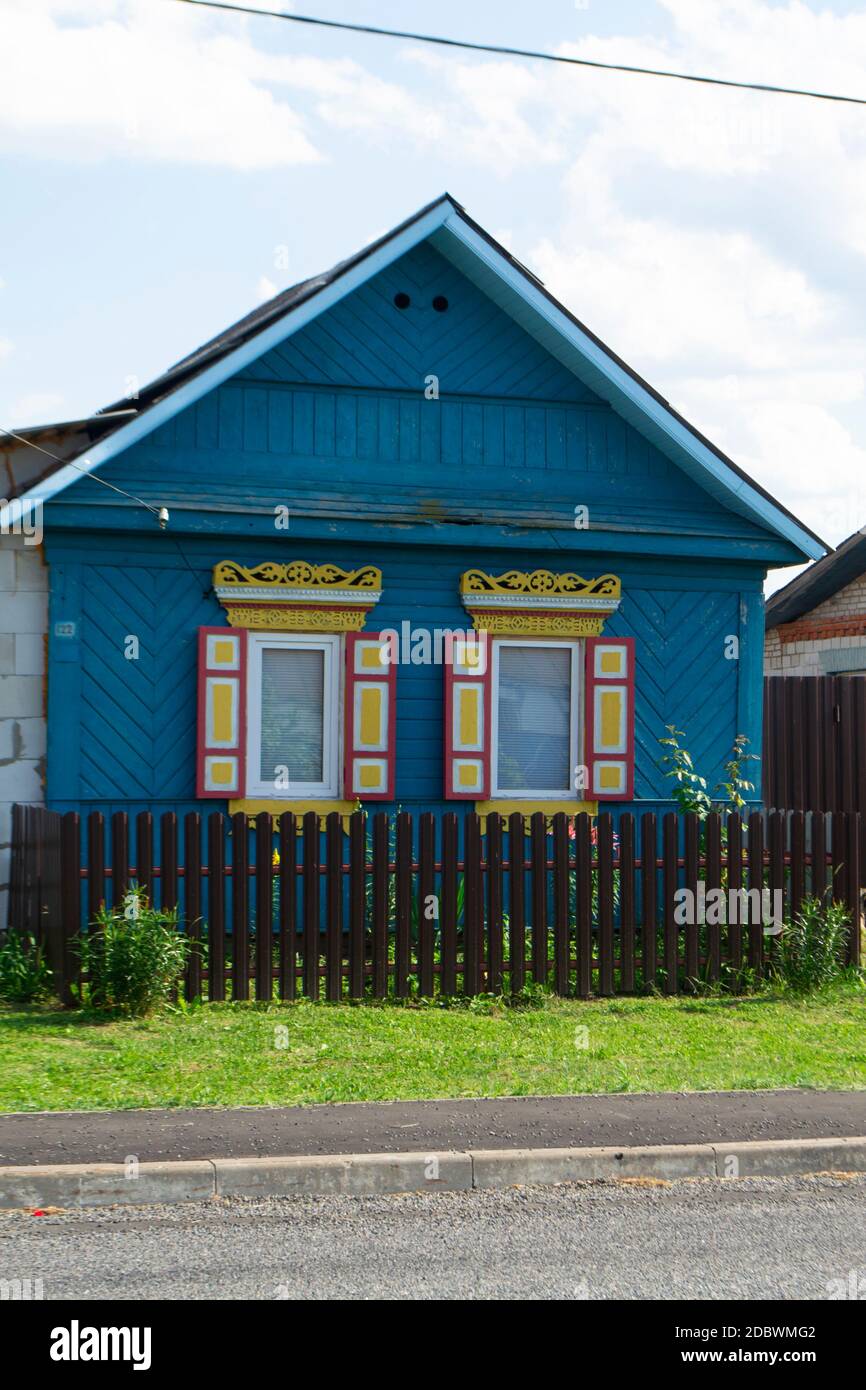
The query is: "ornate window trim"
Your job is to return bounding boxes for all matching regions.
[460,568,620,637]
[213,560,382,632]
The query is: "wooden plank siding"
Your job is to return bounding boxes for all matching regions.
[45,538,757,818]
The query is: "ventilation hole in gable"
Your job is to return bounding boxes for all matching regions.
[394,292,411,310]
[432,296,449,313]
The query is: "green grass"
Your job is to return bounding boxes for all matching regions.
[1,984,865,1112]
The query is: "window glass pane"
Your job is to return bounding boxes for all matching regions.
[260,647,325,784]
[497,645,572,792]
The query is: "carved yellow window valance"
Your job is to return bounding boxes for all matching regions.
[460,568,621,637]
[213,560,382,632]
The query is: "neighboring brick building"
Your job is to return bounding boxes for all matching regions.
[765,527,866,675]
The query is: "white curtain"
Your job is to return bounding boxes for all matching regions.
[497,645,571,792]
[260,647,324,783]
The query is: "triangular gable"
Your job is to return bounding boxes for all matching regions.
[1,194,825,561]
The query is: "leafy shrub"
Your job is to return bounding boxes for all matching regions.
[0,930,53,1003]
[658,726,758,819]
[772,896,851,993]
[81,888,188,1016]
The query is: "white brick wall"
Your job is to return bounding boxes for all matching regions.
[810,573,866,621]
[0,536,47,926]
[765,572,866,674]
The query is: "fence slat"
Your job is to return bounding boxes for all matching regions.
[856,683,866,815]
[279,813,297,1001]
[684,812,699,985]
[160,812,177,913]
[811,810,827,905]
[789,810,805,929]
[207,813,226,1002]
[823,680,837,814]
[575,811,592,997]
[256,812,273,1002]
[747,811,764,979]
[845,812,861,966]
[136,811,154,906]
[662,813,679,994]
[372,812,389,999]
[768,809,784,967]
[8,805,22,934]
[705,812,721,983]
[349,811,366,1001]
[530,812,547,986]
[87,812,105,927]
[486,813,504,995]
[184,813,202,1001]
[440,814,458,996]
[464,813,483,996]
[418,814,435,997]
[726,812,743,978]
[325,811,342,1002]
[112,812,129,908]
[394,811,412,998]
[302,811,319,1000]
[232,811,250,1001]
[640,812,657,992]
[60,812,81,1006]
[597,812,614,997]
[552,813,570,996]
[507,812,525,995]
[832,810,846,909]
[619,813,635,994]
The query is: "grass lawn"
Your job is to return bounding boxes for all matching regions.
[1,985,865,1112]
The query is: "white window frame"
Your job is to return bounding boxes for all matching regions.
[491,638,583,800]
[245,632,342,799]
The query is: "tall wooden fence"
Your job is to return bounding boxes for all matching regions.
[764,675,866,812]
[6,804,863,1005]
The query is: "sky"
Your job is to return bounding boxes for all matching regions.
[3,0,866,594]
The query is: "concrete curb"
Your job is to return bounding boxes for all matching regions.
[2,1137,865,1210]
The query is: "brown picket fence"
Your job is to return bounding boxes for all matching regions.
[6,804,863,1005]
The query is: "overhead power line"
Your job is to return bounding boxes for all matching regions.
[0,425,164,520]
[174,0,866,108]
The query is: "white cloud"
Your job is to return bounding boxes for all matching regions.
[0,0,320,168]
[519,1,866,563]
[255,275,277,303]
[0,340,13,364]
[4,0,866,576]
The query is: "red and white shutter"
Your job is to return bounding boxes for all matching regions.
[585,636,635,801]
[444,632,491,800]
[196,627,247,799]
[344,632,396,800]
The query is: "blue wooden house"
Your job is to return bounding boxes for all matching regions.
[6,195,825,835]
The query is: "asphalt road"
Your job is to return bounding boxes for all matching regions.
[3,1089,866,1167]
[2,1173,864,1300]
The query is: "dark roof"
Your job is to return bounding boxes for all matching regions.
[6,193,827,554]
[765,526,866,628]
